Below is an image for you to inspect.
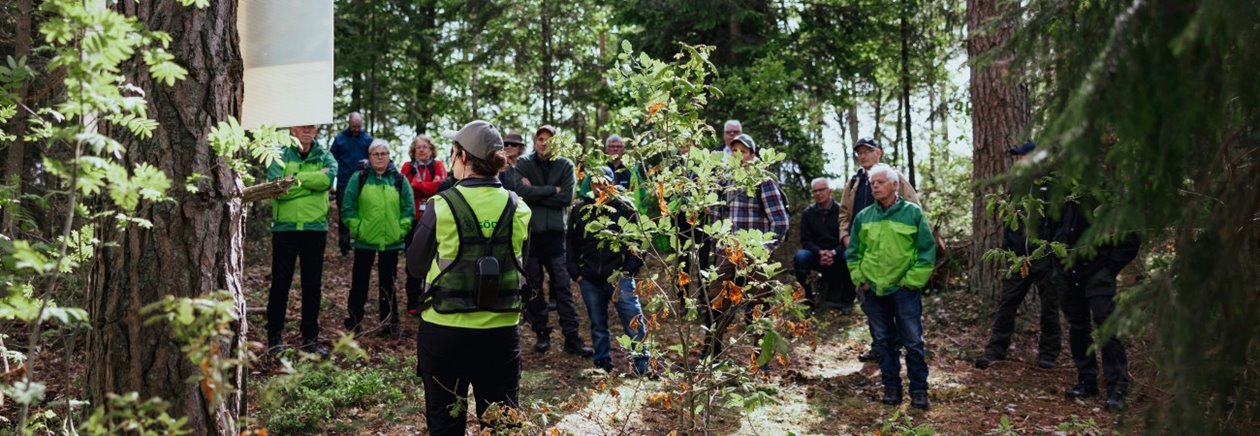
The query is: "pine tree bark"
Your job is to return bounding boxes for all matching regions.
[86,1,245,434]
[2,0,34,234]
[966,0,1028,294]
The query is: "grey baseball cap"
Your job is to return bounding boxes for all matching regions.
[731,133,757,154]
[443,120,504,159]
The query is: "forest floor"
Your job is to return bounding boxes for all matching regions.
[235,230,1153,435]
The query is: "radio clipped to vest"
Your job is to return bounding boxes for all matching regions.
[425,188,524,314]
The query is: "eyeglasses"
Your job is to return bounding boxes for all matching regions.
[811,188,829,193]
[724,130,740,135]
[504,143,521,148]
[370,152,390,157]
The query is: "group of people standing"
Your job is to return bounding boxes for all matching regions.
[260,113,1135,434]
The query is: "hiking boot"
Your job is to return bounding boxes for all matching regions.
[910,391,930,410]
[377,324,402,339]
[563,338,594,358]
[594,359,614,372]
[1065,382,1100,399]
[301,340,330,359]
[266,334,288,355]
[1037,356,1057,369]
[974,355,1002,369]
[533,334,551,353]
[858,348,881,362]
[881,387,902,405]
[1105,386,1127,412]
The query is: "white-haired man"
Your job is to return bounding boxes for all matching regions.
[605,134,632,189]
[845,163,936,409]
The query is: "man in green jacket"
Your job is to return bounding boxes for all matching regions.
[266,124,337,358]
[846,163,936,410]
[515,125,592,357]
[342,139,414,339]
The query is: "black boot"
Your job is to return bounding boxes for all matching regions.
[1065,381,1100,399]
[563,336,594,358]
[910,390,930,410]
[881,387,902,405]
[266,334,288,355]
[1105,385,1127,412]
[533,333,551,353]
[858,348,881,362]
[974,354,1002,369]
[301,338,330,359]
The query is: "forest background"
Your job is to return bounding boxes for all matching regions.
[0,0,1256,434]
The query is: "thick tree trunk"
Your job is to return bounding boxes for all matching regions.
[87,2,245,434]
[966,0,1028,294]
[2,0,34,234]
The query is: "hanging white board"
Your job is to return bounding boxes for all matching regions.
[239,0,334,129]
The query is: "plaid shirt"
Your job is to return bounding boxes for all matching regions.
[720,179,790,250]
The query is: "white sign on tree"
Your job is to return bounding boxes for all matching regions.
[239,0,334,129]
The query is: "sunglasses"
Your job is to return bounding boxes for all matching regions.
[504,143,521,148]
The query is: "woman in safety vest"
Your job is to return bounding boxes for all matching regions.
[406,120,532,435]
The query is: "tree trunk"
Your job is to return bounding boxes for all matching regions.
[966,0,1028,294]
[2,0,34,235]
[87,2,246,434]
[901,0,915,187]
[540,0,554,124]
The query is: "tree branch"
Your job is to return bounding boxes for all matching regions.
[240,177,296,203]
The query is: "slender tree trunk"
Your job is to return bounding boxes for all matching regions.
[902,0,915,187]
[540,0,553,124]
[88,2,246,434]
[872,86,884,146]
[966,0,1029,294]
[2,0,34,234]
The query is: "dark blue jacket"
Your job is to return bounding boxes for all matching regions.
[331,129,374,187]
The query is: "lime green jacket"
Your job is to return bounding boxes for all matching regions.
[267,143,337,232]
[845,197,936,296]
[341,168,414,251]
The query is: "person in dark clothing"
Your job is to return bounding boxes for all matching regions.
[976,141,1063,370]
[330,112,374,257]
[516,125,593,357]
[604,135,634,189]
[794,177,853,311]
[568,167,650,374]
[1056,198,1141,412]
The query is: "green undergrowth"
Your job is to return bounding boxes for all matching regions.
[252,353,420,434]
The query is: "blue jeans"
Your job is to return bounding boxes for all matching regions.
[579,277,648,372]
[861,288,929,392]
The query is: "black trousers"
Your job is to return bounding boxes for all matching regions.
[1061,269,1129,390]
[334,187,352,255]
[523,230,581,340]
[346,248,400,330]
[417,319,520,436]
[982,257,1063,360]
[404,220,423,310]
[266,231,327,340]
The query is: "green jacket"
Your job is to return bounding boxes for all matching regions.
[342,168,414,251]
[845,198,936,296]
[267,143,337,232]
[514,154,575,233]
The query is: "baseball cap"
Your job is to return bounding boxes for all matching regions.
[854,137,880,151]
[731,133,757,154]
[1008,140,1036,156]
[536,125,557,137]
[443,120,504,160]
[503,133,525,146]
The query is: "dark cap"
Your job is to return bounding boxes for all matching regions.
[536,125,557,137]
[503,133,525,146]
[731,133,757,154]
[442,120,504,160]
[854,137,880,151]
[1008,140,1036,156]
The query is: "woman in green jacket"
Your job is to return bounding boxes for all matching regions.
[407,120,532,435]
[342,139,414,338]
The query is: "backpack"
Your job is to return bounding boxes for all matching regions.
[356,170,406,197]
